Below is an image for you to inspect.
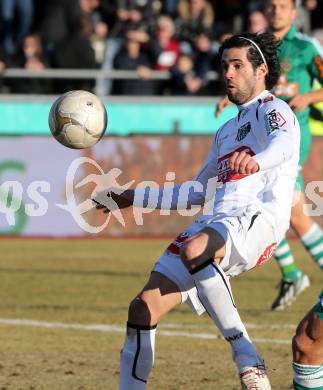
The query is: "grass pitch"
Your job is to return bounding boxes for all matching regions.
[0,238,321,389]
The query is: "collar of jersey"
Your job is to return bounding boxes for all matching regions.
[284,25,297,41]
[237,90,269,110]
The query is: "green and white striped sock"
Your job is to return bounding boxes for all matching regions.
[301,223,323,269]
[275,238,301,281]
[293,362,323,389]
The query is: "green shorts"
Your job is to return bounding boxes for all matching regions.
[314,290,323,320]
[298,115,312,166]
[295,119,312,193]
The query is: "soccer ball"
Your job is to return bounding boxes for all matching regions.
[48,90,108,149]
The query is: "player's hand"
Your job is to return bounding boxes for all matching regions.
[289,93,312,112]
[215,96,232,117]
[229,151,259,175]
[93,189,134,214]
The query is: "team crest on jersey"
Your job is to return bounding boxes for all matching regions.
[264,109,286,135]
[280,59,292,73]
[236,122,251,141]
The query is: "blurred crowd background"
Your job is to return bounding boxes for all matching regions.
[0,0,322,95]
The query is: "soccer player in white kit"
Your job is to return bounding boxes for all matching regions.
[94,32,300,389]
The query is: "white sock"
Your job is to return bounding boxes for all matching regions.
[293,362,323,389]
[191,261,264,372]
[120,323,156,390]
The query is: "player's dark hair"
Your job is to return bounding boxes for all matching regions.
[218,32,281,90]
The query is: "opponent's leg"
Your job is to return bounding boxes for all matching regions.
[272,237,310,311]
[120,271,181,390]
[292,292,323,389]
[181,227,270,389]
[292,191,323,270]
[274,238,301,281]
[271,187,318,311]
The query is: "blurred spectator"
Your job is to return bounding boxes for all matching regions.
[162,0,179,18]
[176,0,214,52]
[98,0,118,31]
[307,0,323,30]
[0,46,7,93]
[112,30,155,95]
[146,16,180,71]
[96,0,157,96]
[112,0,156,35]
[7,33,51,93]
[170,52,204,95]
[213,0,244,35]
[0,47,6,74]
[194,31,214,85]
[0,0,34,58]
[91,7,109,64]
[41,0,105,92]
[247,9,269,34]
[209,30,233,96]
[294,0,311,34]
[117,15,180,94]
[296,0,323,33]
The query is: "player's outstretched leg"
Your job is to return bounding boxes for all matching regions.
[119,271,181,390]
[292,291,323,389]
[181,228,271,390]
[272,237,310,311]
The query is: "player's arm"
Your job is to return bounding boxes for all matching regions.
[214,95,233,117]
[289,40,323,111]
[93,136,219,212]
[289,86,323,112]
[131,139,219,210]
[252,101,299,171]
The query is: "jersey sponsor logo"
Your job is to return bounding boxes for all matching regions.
[217,146,255,184]
[236,122,251,141]
[167,231,191,255]
[314,55,323,78]
[255,242,277,267]
[264,109,286,135]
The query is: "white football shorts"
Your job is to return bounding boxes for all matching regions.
[153,207,277,315]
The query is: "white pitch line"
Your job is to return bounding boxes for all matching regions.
[162,322,296,330]
[0,318,290,345]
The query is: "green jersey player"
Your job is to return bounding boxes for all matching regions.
[265,0,323,311]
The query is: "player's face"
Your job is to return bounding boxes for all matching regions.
[221,47,265,105]
[265,0,296,32]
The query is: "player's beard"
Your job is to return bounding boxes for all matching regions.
[227,88,255,105]
[227,78,258,105]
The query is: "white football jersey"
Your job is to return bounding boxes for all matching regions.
[105,89,300,243]
[192,90,300,242]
